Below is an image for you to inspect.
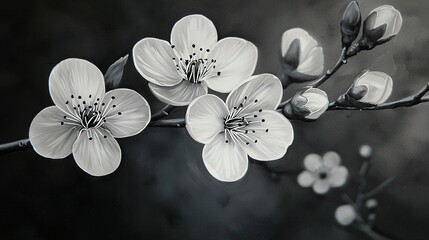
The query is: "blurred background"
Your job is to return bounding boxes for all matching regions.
[0,0,428,239]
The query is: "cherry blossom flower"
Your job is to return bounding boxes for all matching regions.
[283,87,329,120]
[364,5,402,45]
[29,58,151,176]
[133,14,258,106]
[297,151,348,194]
[185,74,294,182]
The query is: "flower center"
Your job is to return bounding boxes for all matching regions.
[319,172,328,179]
[222,96,269,145]
[60,94,123,139]
[171,43,221,84]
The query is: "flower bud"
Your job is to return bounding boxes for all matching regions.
[283,87,329,120]
[341,1,361,48]
[359,144,373,158]
[337,71,393,107]
[281,28,324,85]
[335,204,356,226]
[360,5,402,50]
[365,199,378,210]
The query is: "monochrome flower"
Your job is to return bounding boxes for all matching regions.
[335,204,357,226]
[283,87,329,120]
[186,74,294,182]
[297,151,348,194]
[29,58,151,176]
[133,14,258,106]
[281,28,324,83]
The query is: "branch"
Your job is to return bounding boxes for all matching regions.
[148,118,186,128]
[311,47,348,88]
[329,84,429,111]
[151,104,175,121]
[0,139,32,155]
[363,177,395,200]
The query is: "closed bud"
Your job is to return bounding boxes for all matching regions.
[341,1,361,47]
[337,71,393,107]
[335,204,357,226]
[360,5,402,50]
[365,198,378,210]
[281,28,324,85]
[283,87,329,120]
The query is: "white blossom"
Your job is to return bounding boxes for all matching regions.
[133,14,258,106]
[335,204,357,226]
[366,5,402,42]
[350,71,393,105]
[297,151,348,194]
[300,88,329,120]
[29,59,151,176]
[186,74,294,182]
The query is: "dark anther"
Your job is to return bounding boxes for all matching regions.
[262,119,265,122]
[104,136,107,139]
[94,103,98,106]
[78,96,82,99]
[101,103,105,106]
[118,112,122,115]
[88,106,92,109]
[217,72,221,76]
[254,99,258,103]
[192,44,195,48]
[171,45,175,48]
[193,53,196,56]
[266,129,269,132]
[63,116,67,119]
[103,120,106,122]
[89,137,93,141]
[259,109,262,112]
[254,115,257,118]
[319,172,327,179]
[97,98,100,101]
[200,48,203,51]
[73,107,77,110]
[60,122,64,125]
[89,94,92,98]
[111,96,115,99]
[225,140,229,143]
[172,57,175,60]
[245,130,248,134]
[246,142,250,145]
[252,130,256,133]
[206,49,210,52]
[77,104,80,108]
[65,101,69,104]
[254,140,258,143]
[244,96,248,100]
[112,105,116,108]
[83,101,86,104]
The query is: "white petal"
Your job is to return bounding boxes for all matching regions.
[170,14,217,57]
[29,106,80,159]
[133,38,182,87]
[297,170,315,187]
[186,94,229,144]
[204,37,258,93]
[296,47,324,76]
[304,153,322,172]
[148,81,208,106]
[72,128,121,176]
[202,133,248,182]
[313,179,330,194]
[49,58,105,112]
[356,71,393,104]
[239,110,294,161]
[302,88,329,120]
[328,166,348,187]
[226,74,282,113]
[281,28,319,59]
[371,5,402,39]
[322,151,341,170]
[101,89,151,138]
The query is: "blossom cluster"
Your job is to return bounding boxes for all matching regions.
[28,3,403,182]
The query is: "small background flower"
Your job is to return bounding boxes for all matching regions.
[297,151,348,194]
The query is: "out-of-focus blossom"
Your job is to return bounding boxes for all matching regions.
[29,58,151,176]
[186,74,294,182]
[133,14,258,106]
[359,144,373,158]
[283,87,329,120]
[297,151,348,194]
[335,204,357,226]
[365,198,378,209]
[280,28,324,84]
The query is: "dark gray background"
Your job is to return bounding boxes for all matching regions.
[0,0,428,239]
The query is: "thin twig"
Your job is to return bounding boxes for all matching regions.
[0,139,32,155]
[148,118,186,128]
[329,84,429,111]
[150,104,175,121]
[311,47,348,88]
[363,177,395,200]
